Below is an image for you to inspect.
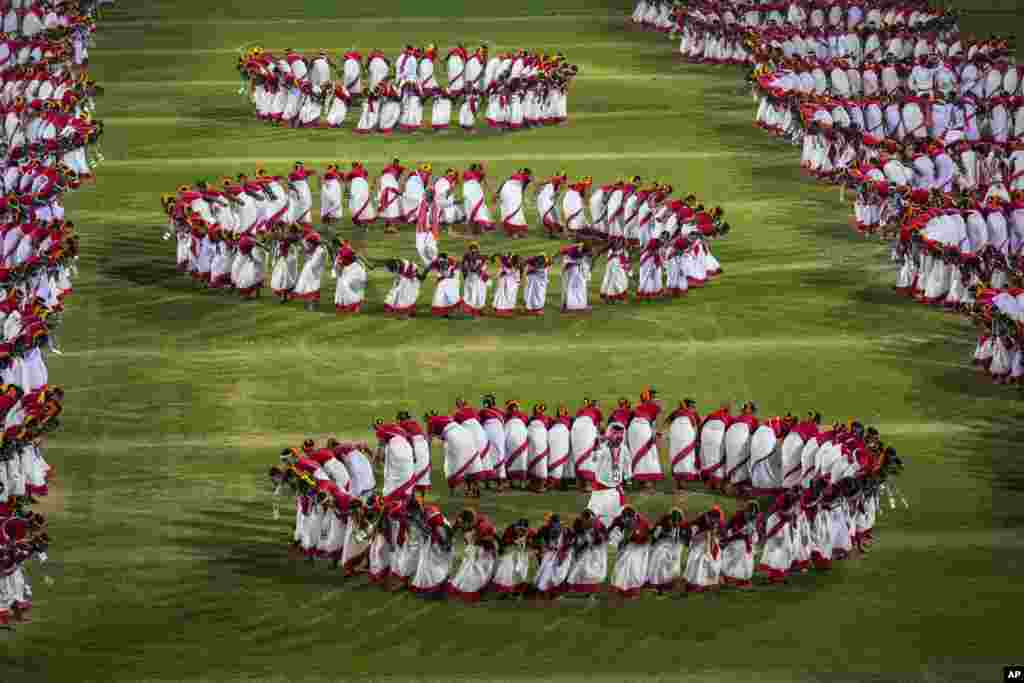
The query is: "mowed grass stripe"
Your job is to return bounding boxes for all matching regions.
[104,109,685,126]
[104,13,623,27]
[53,335,870,360]
[108,73,701,88]
[98,151,754,166]
[94,42,667,55]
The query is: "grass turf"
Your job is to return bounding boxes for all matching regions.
[5,1,1024,681]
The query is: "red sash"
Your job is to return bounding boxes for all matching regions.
[448,449,479,486]
[784,462,803,481]
[469,197,490,226]
[574,440,597,471]
[631,435,657,471]
[379,186,401,211]
[352,195,373,223]
[527,447,550,473]
[504,440,528,469]
[671,441,696,469]
[548,448,570,471]
[383,472,417,504]
[765,517,788,539]
[725,455,751,482]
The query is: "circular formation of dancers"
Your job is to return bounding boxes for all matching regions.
[267,389,907,601]
[236,45,578,134]
[160,162,730,316]
[632,0,1024,388]
[0,0,110,628]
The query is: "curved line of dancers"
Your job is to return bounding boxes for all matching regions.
[267,389,907,600]
[629,0,1024,388]
[0,0,112,629]
[236,45,577,134]
[160,162,731,317]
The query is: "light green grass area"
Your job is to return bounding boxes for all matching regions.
[5,2,1024,682]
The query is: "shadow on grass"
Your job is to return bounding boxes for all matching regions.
[851,286,911,309]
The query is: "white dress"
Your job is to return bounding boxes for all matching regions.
[526,418,550,482]
[431,265,462,315]
[720,522,758,584]
[383,261,421,314]
[348,175,376,224]
[382,434,417,501]
[547,420,572,481]
[320,175,343,222]
[292,245,327,301]
[683,528,721,590]
[560,254,590,311]
[377,170,404,224]
[523,265,549,313]
[646,527,686,590]
[565,527,609,592]
[537,183,560,229]
[448,542,497,600]
[699,417,727,482]
[332,260,367,312]
[562,189,587,232]
[611,537,650,596]
[462,175,493,228]
[491,267,520,315]
[626,416,662,481]
[503,416,529,481]
[270,242,299,296]
[668,414,699,481]
[758,511,792,575]
[442,422,479,487]
[498,178,528,232]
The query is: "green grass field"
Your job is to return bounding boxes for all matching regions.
[5,2,1024,681]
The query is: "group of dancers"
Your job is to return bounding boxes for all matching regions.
[632,0,1024,389]
[0,0,108,627]
[160,162,730,316]
[236,45,577,133]
[266,387,904,505]
[267,389,907,600]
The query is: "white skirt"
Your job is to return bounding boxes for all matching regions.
[523,271,548,312]
[527,422,549,480]
[684,536,721,589]
[492,548,530,592]
[611,543,650,595]
[547,423,571,479]
[463,273,489,312]
[334,262,367,310]
[390,528,426,581]
[384,275,420,313]
[504,420,529,479]
[368,532,392,582]
[627,418,662,481]
[340,521,372,570]
[566,543,608,591]
[600,259,630,299]
[646,539,684,589]
[449,546,497,599]
[411,540,453,592]
[720,539,754,582]
[432,276,461,313]
[320,179,343,221]
[492,273,520,314]
[325,97,348,127]
[483,419,507,479]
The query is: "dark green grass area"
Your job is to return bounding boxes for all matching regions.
[3,2,1024,682]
